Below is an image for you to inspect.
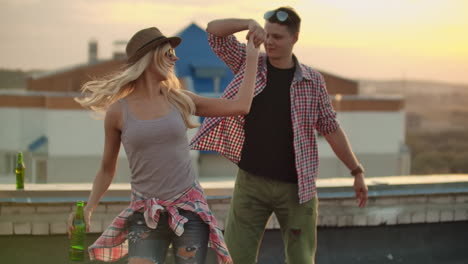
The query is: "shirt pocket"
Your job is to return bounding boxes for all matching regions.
[292,90,319,130]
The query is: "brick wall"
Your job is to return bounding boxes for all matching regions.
[1,176,467,235]
[1,193,467,235]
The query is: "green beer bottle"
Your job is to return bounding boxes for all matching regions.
[15,152,25,190]
[69,201,87,261]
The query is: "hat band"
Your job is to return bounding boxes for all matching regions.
[136,36,167,53]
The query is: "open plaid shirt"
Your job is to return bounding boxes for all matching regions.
[190,33,339,204]
[88,182,232,263]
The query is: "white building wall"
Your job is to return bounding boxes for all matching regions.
[0,108,46,152]
[0,107,406,182]
[198,111,409,179]
[318,111,406,156]
[1,108,47,182]
[0,107,200,183]
[0,108,21,151]
[46,110,123,157]
[22,108,47,150]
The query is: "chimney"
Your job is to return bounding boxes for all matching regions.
[112,40,127,60]
[88,39,98,64]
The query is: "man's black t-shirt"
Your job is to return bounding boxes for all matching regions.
[238,59,298,183]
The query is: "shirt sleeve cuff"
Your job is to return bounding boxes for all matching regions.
[318,119,340,135]
[208,32,236,49]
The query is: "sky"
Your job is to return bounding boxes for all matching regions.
[1,0,467,84]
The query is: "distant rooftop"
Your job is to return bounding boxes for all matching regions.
[0,89,80,97]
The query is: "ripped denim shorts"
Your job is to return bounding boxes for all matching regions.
[127,209,209,264]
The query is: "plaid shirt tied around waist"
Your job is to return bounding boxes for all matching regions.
[190,33,340,204]
[88,182,232,263]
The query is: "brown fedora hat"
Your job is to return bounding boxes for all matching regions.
[126,27,181,64]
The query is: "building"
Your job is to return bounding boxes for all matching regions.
[0,23,408,184]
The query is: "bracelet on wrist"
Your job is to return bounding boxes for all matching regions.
[350,164,364,176]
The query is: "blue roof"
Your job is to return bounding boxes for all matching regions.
[175,23,234,94]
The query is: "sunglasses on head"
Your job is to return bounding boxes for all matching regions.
[264,10,289,22]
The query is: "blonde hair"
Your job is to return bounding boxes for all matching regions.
[75,43,199,129]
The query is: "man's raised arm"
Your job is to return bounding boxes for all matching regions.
[207,18,265,47]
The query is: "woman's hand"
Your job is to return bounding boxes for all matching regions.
[246,34,260,59]
[67,207,92,239]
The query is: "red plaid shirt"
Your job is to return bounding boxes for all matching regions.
[88,182,232,263]
[190,33,339,204]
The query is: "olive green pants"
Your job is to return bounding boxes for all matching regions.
[225,169,318,264]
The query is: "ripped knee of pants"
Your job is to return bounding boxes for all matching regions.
[291,228,302,236]
[175,245,200,260]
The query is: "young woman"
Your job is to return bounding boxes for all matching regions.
[67,26,259,264]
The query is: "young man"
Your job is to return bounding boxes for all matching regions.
[191,6,368,264]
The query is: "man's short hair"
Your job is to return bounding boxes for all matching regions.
[264,6,301,34]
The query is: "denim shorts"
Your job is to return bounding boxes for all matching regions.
[127,209,209,264]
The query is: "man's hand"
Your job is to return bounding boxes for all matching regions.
[354,173,368,208]
[246,20,266,48]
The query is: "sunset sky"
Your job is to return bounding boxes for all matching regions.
[1,0,467,84]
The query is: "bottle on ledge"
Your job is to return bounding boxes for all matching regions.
[15,152,25,190]
[69,201,87,261]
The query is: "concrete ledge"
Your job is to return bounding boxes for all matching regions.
[1,174,468,202]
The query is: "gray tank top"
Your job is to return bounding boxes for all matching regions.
[119,99,196,200]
